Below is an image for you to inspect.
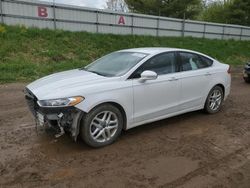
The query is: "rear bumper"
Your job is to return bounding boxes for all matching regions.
[24,88,84,141]
[223,73,231,101]
[224,84,230,101]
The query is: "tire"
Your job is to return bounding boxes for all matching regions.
[244,76,250,83]
[80,104,123,148]
[204,86,224,114]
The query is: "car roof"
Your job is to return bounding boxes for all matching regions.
[120,47,205,56]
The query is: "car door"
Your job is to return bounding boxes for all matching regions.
[130,52,181,124]
[177,51,213,110]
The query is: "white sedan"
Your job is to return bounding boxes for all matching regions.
[25,48,231,147]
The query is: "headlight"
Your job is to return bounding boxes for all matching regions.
[37,96,84,107]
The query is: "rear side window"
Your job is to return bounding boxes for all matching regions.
[199,55,213,67]
[131,52,177,78]
[179,52,213,71]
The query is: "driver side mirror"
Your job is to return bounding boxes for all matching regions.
[139,70,158,82]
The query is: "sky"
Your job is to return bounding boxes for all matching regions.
[39,0,220,9]
[41,0,107,9]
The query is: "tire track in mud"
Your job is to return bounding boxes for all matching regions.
[2,126,249,187]
[160,143,250,188]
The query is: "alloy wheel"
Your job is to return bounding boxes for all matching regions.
[89,111,118,143]
[209,89,222,111]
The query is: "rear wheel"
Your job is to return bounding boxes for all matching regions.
[244,76,250,83]
[81,104,123,148]
[204,86,224,114]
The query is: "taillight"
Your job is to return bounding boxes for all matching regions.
[227,65,231,74]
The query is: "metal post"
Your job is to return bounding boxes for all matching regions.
[203,23,206,38]
[131,15,134,35]
[0,0,3,24]
[53,0,56,30]
[240,27,243,41]
[222,25,225,40]
[96,11,99,33]
[182,19,185,37]
[181,12,186,37]
[156,17,160,37]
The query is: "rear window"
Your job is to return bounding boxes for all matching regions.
[199,55,213,67]
[179,52,213,71]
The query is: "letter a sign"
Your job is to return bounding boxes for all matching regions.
[118,16,125,25]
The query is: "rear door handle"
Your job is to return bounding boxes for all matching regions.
[169,77,179,81]
[205,72,212,76]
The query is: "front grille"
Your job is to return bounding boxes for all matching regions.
[24,88,37,117]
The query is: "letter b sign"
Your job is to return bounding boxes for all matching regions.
[38,6,48,17]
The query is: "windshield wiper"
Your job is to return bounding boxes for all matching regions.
[80,68,112,77]
[86,70,106,77]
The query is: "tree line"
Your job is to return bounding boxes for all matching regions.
[106,0,250,26]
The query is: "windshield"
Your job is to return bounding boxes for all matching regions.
[83,52,148,77]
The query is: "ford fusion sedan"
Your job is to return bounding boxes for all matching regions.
[24,48,231,147]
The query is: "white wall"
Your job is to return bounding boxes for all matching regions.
[0,0,250,40]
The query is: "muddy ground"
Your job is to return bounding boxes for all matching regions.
[0,70,250,188]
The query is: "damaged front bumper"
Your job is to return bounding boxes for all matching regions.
[24,88,84,141]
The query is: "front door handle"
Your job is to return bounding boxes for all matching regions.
[169,77,179,81]
[205,72,212,76]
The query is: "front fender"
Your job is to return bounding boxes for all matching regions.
[75,86,134,128]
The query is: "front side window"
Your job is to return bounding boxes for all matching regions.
[179,52,213,71]
[83,52,148,77]
[132,52,177,78]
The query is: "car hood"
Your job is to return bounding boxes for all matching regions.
[26,69,112,100]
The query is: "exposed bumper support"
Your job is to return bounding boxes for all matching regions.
[55,113,65,138]
[41,110,84,141]
[70,111,84,141]
[24,88,84,141]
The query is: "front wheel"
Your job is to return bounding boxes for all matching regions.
[204,86,224,114]
[81,104,123,148]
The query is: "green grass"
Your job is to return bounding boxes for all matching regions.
[0,24,250,83]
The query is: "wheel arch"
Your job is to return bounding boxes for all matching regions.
[203,83,225,107]
[203,83,225,113]
[86,101,128,130]
[205,83,225,102]
[213,83,225,98]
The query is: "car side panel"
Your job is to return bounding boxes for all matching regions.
[198,63,231,107]
[132,73,181,124]
[178,68,212,110]
[207,63,231,101]
[75,62,230,131]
